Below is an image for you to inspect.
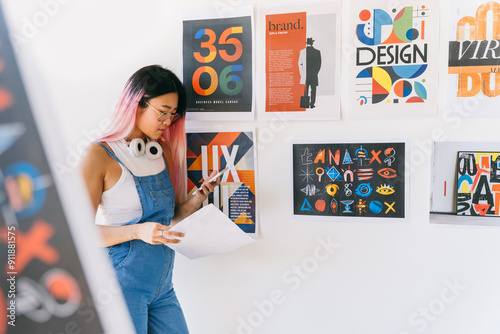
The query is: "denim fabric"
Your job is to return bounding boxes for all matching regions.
[98,143,189,334]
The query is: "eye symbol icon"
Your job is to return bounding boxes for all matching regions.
[378,168,397,179]
[376,184,395,195]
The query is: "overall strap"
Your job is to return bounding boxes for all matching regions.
[96,142,133,174]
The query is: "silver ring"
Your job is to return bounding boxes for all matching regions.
[160,230,163,237]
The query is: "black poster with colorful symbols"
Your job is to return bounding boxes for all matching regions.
[0,4,104,333]
[293,142,406,218]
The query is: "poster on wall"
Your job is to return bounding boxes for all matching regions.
[292,142,407,219]
[347,0,439,119]
[0,4,112,333]
[456,151,500,217]
[257,1,341,121]
[430,141,500,226]
[182,6,254,121]
[447,1,500,117]
[186,129,258,236]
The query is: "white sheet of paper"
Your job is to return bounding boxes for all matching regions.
[167,204,255,259]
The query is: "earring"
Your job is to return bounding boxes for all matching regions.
[145,141,162,160]
[129,138,145,157]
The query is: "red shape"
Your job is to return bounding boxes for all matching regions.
[0,220,59,274]
[406,97,424,103]
[359,10,371,21]
[382,29,405,44]
[0,88,13,112]
[372,79,389,95]
[315,200,326,212]
[394,7,405,21]
[474,203,491,216]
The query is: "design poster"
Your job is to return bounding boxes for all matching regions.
[183,6,254,121]
[0,4,104,333]
[348,0,438,118]
[258,2,341,120]
[456,151,500,217]
[186,130,257,235]
[447,1,500,117]
[293,142,406,218]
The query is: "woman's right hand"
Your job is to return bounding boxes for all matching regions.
[132,222,184,245]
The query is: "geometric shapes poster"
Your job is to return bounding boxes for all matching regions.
[447,1,500,117]
[456,151,500,217]
[182,6,254,121]
[186,129,258,235]
[348,0,438,119]
[0,4,107,333]
[257,1,341,121]
[293,142,406,218]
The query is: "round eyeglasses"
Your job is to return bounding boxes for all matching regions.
[145,101,181,123]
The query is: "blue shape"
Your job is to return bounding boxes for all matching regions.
[343,149,353,164]
[414,82,427,99]
[326,166,342,181]
[356,68,372,78]
[194,29,206,39]
[356,9,393,45]
[355,147,368,158]
[406,28,419,41]
[0,123,26,156]
[3,162,47,219]
[392,65,428,79]
[355,183,373,197]
[369,201,383,214]
[301,198,313,211]
[458,175,473,190]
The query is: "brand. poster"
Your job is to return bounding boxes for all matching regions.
[257,2,341,120]
[186,130,258,235]
[293,142,407,218]
[0,4,108,333]
[447,1,500,117]
[348,0,438,119]
[183,6,254,121]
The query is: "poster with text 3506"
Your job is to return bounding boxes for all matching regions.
[183,6,254,121]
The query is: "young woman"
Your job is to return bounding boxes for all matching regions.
[81,65,219,333]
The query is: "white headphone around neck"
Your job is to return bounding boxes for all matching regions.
[129,138,162,160]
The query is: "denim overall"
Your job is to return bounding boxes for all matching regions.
[98,143,189,334]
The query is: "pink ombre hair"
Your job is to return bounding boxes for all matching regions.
[98,65,188,202]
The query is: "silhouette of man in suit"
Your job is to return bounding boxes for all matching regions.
[298,37,322,108]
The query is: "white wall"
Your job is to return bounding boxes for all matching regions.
[3,0,500,333]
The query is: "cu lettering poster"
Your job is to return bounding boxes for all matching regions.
[293,142,407,219]
[348,0,439,119]
[186,130,258,236]
[182,6,254,121]
[430,141,500,226]
[456,151,500,217]
[447,1,500,117]
[257,2,341,121]
[0,4,108,333]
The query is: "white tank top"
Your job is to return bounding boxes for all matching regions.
[95,139,166,226]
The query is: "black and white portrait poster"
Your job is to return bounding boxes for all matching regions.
[183,6,254,121]
[257,1,341,121]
